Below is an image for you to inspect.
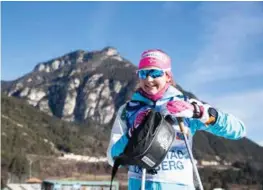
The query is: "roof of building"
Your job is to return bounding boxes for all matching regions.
[26,177,42,183]
[7,183,41,190]
[43,179,119,186]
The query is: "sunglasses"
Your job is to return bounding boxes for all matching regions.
[136,69,166,79]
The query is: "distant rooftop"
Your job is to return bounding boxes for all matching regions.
[43,180,119,188]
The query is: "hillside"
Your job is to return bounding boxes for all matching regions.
[2,92,263,189]
[1,94,110,183]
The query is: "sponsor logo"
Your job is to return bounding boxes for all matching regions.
[142,52,169,62]
[176,132,189,141]
[141,156,156,167]
[157,131,171,151]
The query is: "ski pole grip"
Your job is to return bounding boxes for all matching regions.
[177,117,185,133]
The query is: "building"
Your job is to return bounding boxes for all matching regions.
[5,177,42,190]
[41,180,119,190]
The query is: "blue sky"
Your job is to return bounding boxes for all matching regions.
[2,2,263,145]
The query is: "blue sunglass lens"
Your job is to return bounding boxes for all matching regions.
[138,69,164,79]
[138,70,147,79]
[151,70,164,78]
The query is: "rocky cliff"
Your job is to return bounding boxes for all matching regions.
[2,47,138,125]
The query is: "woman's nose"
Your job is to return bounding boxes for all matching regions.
[145,75,154,81]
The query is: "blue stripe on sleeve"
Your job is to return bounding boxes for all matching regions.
[111,134,129,159]
[189,111,246,140]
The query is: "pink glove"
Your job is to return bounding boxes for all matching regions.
[166,99,205,120]
[128,108,151,138]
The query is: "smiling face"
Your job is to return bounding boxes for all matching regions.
[138,66,171,95]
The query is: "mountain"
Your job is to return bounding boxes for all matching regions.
[1,47,198,126]
[2,47,263,188]
[1,47,138,125]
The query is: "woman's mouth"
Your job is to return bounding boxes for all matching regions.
[145,84,157,91]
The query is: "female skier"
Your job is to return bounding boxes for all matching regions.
[107,49,246,190]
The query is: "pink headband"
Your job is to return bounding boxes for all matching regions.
[138,49,171,70]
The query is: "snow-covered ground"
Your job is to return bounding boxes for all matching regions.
[58,153,107,163]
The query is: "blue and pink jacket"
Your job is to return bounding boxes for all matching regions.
[107,86,246,190]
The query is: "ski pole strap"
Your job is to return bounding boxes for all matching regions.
[110,155,129,190]
[110,159,120,190]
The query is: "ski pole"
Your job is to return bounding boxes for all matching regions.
[177,117,204,190]
[141,168,146,190]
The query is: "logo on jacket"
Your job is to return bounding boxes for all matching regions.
[174,125,189,141]
[176,132,189,140]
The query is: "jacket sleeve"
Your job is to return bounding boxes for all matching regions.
[106,104,129,167]
[189,110,246,140]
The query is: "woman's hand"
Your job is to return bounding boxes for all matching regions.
[166,99,202,118]
[166,99,217,125]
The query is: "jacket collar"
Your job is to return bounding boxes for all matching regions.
[131,85,184,106]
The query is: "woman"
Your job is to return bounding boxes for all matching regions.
[107,49,246,190]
